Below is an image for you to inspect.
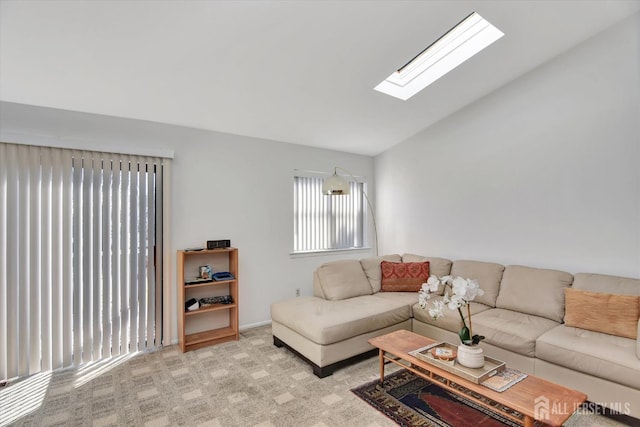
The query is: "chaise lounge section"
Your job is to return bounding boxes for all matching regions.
[271,255,415,377]
[270,254,640,417]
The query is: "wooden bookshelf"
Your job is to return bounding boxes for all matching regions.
[177,248,239,352]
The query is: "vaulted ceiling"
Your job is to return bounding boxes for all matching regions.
[1,1,639,155]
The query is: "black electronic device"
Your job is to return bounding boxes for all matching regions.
[207,239,231,250]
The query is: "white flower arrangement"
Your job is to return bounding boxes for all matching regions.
[418,275,485,345]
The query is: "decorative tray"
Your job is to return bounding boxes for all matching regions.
[409,342,505,384]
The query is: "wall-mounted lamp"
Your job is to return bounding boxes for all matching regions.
[322,167,378,256]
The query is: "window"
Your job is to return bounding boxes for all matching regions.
[0,142,166,381]
[293,173,367,253]
[374,12,504,100]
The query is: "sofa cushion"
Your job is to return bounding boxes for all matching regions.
[373,292,420,317]
[270,295,410,345]
[565,288,640,339]
[495,265,572,323]
[402,254,452,278]
[471,308,559,357]
[536,325,640,390]
[314,260,373,301]
[360,254,402,293]
[380,261,430,292]
[573,272,640,295]
[413,299,492,334]
[402,255,453,294]
[450,260,505,307]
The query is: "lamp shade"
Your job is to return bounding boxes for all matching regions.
[322,172,351,195]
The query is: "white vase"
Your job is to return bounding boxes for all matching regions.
[457,344,485,368]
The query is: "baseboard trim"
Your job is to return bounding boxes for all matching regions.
[240,320,272,331]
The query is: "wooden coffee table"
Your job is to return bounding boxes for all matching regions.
[369,329,587,427]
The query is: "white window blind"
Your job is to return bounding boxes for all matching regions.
[293,174,365,252]
[0,142,164,381]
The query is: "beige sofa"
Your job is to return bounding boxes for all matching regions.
[270,254,640,418]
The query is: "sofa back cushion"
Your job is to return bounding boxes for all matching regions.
[380,261,430,292]
[360,254,402,293]
[402,254,452,277]
[401,254,452,294]
[496,265,573,322]
[572,273,640,296]
[313,259,373,301]
[564,288,639,339]
[450,260,505,307]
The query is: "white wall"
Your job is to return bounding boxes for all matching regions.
[0,102,375,343]
[376,13,640,279]
[169,129,375,338]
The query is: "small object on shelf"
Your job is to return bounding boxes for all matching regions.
[199,295,233,306]
[212,271,234,281]
[185,277,214,285]
[185,298,200,311]
[207,239,231,249]
[185,248,204,252]
[199,265,213,279]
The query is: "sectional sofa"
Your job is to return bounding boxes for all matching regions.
[270,254,640,418]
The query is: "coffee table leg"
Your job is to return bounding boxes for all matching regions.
[523,415,534,427]
[378,349,384,383]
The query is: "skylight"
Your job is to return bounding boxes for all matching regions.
[374,12,504,101]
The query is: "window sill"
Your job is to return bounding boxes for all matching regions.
[289,247,374,259]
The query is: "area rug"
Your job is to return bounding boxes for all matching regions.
[351,369,522,427]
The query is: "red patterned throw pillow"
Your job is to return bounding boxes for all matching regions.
[380,261,430,292]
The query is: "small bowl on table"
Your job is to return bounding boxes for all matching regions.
[430,347,457,361]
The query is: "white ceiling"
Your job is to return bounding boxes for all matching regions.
[1,1,639,156]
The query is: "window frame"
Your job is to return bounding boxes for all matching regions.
[292,170,371,255]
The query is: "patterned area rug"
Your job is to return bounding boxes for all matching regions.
[352,369,523,427]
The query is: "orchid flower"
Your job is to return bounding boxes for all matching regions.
[428,300,445,320]
[425,275,441,292]
[417,274,486,346]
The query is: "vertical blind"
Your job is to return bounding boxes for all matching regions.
[293,175,365,252]
[0,142,164,381]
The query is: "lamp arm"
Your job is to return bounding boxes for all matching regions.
[334,167,379,257]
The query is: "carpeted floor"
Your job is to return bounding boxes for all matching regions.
[0,325,636,427]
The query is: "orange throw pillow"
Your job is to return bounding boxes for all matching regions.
[380,261,430,292]
[564,288,640,339]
